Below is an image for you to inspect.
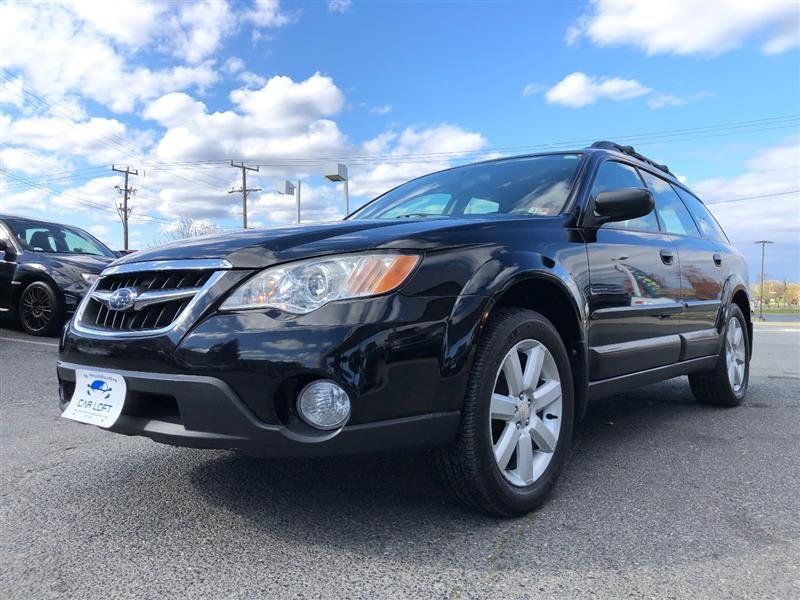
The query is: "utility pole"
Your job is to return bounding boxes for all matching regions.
[754,240,774,320]
[229,161,260,229]
[112,165,138,250]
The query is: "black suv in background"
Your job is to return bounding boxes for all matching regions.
[0,216,116,335]
[57,142,752,516]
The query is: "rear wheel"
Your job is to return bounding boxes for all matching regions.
[435,308,574,517]
[689,304,749,407]
[18,281,62,337]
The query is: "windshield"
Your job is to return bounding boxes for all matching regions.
[351,153,582,220]
[4,217,115,257]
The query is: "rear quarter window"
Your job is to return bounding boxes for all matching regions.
[672,185,729,243]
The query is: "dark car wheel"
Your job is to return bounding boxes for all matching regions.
[18,281,63,337]
[689,304,750,407]
[435,308,574,517]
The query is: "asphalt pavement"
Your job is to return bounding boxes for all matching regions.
[1,322,798,599]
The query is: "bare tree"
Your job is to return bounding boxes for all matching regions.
[155,216,224,245]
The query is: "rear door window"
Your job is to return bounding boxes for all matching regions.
[672,185,729,243]
[640,171,700,237]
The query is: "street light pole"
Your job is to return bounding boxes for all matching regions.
[325,163,349,218]
[282,180,301,223]
[754,240,774,320]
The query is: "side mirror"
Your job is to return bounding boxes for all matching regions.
[594,188,654,223]
[0,239,15,261]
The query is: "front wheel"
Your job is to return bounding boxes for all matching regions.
[689,304,750,407]
[434,308,574,517]
[18,281,62,337]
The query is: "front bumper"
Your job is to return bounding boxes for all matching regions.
[57,283,487,455]
[57,362,459,456]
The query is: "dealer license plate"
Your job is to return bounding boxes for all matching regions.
[62,369,126,428]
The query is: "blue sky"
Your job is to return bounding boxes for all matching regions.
[1,0,798,280]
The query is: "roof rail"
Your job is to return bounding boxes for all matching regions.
[589,141,672,175]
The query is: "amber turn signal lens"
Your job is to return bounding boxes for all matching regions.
[374,255,420,293]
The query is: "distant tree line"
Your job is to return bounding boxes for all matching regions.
[751,280,800,309]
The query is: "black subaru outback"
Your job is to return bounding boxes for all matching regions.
[58,142,752,516]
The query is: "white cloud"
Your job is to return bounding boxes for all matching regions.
[328,0,353,14]
[0,147,71,175]
[224,57,246,74]
[545,72,651,108]
[89,224,111,238]
[0,114,151,165]
[692,141,800,280]
[132,74,352,220]
[237,71,268,88]
[370,104,393,115]
[647,91,710,109]
[350,124,487,199]
[0,187,49,214]
[246,0,296,28]
[0,1,219,113]
[522,82,546,97]
[63,0,168,48]
[566,0,800,56]
[169,0,236,64]
[250,183,344,224]
[1,75,25,109]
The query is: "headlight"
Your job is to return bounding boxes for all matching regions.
[220,253,420,314]
[81,273,99,285]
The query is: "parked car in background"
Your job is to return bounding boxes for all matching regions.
[57,142,752,516]
[0,215,117,336]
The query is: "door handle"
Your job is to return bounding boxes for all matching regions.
[713,253,722,266]
[659,249,674,265]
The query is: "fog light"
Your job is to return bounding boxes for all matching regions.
[297,380,351,430]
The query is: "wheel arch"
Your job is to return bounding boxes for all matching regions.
[11,268,63,311]
[720,274,753,355]
[445,254,589,425]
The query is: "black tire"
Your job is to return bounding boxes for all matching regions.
[689,304,750,407]
[18,280,63,337]
[434,308,574,517]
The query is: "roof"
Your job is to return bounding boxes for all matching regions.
[588,141,673,176]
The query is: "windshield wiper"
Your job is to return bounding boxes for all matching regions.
[393,213,443,219]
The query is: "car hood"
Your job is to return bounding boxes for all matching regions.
[26,252,114,273]
[109,217,539,269]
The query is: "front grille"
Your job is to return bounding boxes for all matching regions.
[75,264,223,334]
[95,270,212,292]
[81,294,192,331]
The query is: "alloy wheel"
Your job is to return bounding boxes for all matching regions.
[725,317,746,392]
[490,339,563,487]
[21,286,54,334]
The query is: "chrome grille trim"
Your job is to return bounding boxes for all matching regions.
[102,258,232,276]
[72,259,232,338]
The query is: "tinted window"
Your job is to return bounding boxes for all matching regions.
[3,218,115,257]
[591,161,659,233]
[673,185,728,243]
[352,154,582,219]
[464,197,500,214]
[640,171,700,237]
[377,193,450,218]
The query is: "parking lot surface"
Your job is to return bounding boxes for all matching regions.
[1,322,798,598]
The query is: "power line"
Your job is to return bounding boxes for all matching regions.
[706,190,799,205]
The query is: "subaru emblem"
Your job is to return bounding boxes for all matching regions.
[107,287,138,312]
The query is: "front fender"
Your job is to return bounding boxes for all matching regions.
[441,247,589,394]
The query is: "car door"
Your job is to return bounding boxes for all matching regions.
[640,171,725,348]
[669,184,734,357]
[0,222,20,311]
[584,161,684,380]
